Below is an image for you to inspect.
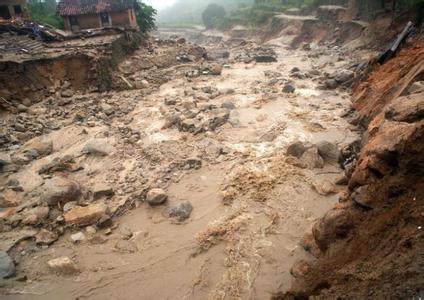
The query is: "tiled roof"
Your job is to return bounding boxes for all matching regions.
[57,0,137,16]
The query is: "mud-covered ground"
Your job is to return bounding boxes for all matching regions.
[0,28,369,299]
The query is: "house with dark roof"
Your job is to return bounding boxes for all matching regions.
[57,0,139,32]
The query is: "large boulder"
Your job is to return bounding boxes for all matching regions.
[40,177,81,206]
[315,141,341,164]
[0,251,15,279]
[312,206,356,251]
[300,147,324,169]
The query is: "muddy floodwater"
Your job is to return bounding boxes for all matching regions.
[2,28,362,299]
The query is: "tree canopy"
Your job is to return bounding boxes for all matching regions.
[202,3,227,29]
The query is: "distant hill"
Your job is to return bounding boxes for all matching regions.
[157,0,253,26]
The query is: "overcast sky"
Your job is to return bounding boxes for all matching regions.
[143,0,177,10]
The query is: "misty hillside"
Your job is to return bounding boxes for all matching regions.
[157,0,253,25]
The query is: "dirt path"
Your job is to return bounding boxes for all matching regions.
[2,31,360,299]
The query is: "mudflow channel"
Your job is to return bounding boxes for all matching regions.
[4,30,362,299]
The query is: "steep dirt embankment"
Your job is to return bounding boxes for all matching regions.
[279,38,424,298]
[0,33,142,105]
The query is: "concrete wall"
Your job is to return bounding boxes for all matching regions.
[63,9,138,32]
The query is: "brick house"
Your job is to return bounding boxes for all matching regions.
[0,0,27,20]
[57,0,139,32]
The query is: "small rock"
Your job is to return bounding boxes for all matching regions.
[185,157,202,170]
[47,257,79,275]
[61,90,73,98]
[0,251,15,279]
[146,188,168,206]
[408,81,424,94]
[209,64,223,75]
[255,55,277,63]
[70,232,86,243]
[40,177,81,206]
[97,214,113,228]
[168,201,193,221]
[313,180,337,195]
[351,185,373,208]
[119,225,133,240]
[300,147,324,169]
[63,201,78,213]
[35,229,58,245]
[85,226,97,235]
[0,190,21,208]
[221,101,235,110]
[25,139,53,156]
[92,183,115,200]
[64,203,108,226]
[22,206,50,225]
[17,104,28,112]
[282,84,296,93]
[82,139,115,156]
[334,173,348,185]
[290,260,311,278]
[0,152,12,166]
[334,69,354,83]
[100,103,114,116]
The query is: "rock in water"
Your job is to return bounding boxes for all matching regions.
[315,141,341,164]
[313,180,337,195]
[40,177,81,206]
[169,201,193,221]
[82,139,115,156]
[146,188,168,206]
[47,257,79,275]
[300,147,324,169]
[286,141,311,158]
[0,251,15,279]
[64,203,108,226]
[282,84,296,93]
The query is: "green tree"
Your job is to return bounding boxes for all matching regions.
[202,3,226,29]
[27,0,64,29]
[135,1,157,33]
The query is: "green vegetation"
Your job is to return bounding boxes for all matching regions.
[136,1,157,33]
[27,0,64,29]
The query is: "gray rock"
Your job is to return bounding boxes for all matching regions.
[92,183,114,200]
[282,84,296,93]
[169,201,193,221]
[315,141,341,163]
[35,229,58,245]
[40,177,81,206]
[17,104,28,112]
[146,188,168,206]
[255,55,277,63]
[334,70,354,83]
[82,139,115,156]
[0,152,12,166]
[300,147,324,169]
[286,141,311,158]
[61,90,73,98]
[222,101,235,110]
[0,251,15,279]
[101,103,114,116]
